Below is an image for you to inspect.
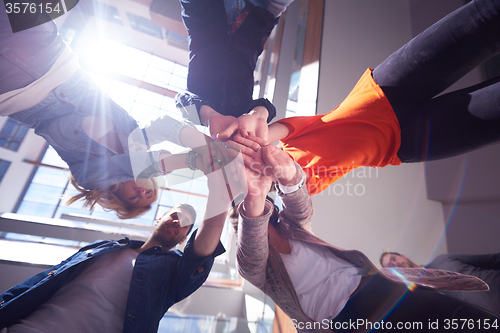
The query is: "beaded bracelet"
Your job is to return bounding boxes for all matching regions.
[185,150,199,170]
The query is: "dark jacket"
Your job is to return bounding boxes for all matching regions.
[176,0,278,123]
[0,231,225,332]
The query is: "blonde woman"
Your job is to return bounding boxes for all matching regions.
[0,7,217,219]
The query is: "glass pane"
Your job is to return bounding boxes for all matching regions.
[161,96,177,113]
[7,141,20,151]
[1,119,16,135]
[108,81,139,111]
[13,124,29,140]
[169,191,190,207]
[144,68,171,89]
[118,62,148,82]
[41,146,68,168]
[157,316,186,333]
[54,205,91,220]
[183,316,214,333]
[168,75,187,91]
[158,191,176,207]
[165,174,194,192]
[186,195,207,213]
[123,46,152,65]
[23,183,65,205]
[189,179,208,196]
[135,89,165,108]
[0,159,11,183]
[17,201,56,218]
[155,205,171,220]
[173,64,188,77]
[127,13,163,39]
[129,103,161,127]
[89,73,113,92]
[32,167,69,187]
[150,55,175,72]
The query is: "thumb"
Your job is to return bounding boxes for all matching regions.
[216,122,238,140]
[260,146,278,177]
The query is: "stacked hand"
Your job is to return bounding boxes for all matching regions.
[233,134,296,184]
[208,106,269,142]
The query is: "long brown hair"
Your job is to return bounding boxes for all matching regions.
[67,175,158,219]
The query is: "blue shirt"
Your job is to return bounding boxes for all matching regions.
[9,69,190,189]
[0,231,225,332]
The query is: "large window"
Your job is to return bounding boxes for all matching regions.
[127,12,163,39]
[0,159,11,183]
[0,118,29,152]
[13,40,224,247]
[91,1,123,25]
[16,57,207,226]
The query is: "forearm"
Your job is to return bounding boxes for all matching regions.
[178,125,210,148]
[268,122,290,143]
[248,105,268,121]
[199,105,220,127]
[193,210,228,257]
[242,193,267,218]
[193,176,233,257]
[142,114,188,147]
[236,200,273,288]
[278,165,314,231]
[158,152,189,172]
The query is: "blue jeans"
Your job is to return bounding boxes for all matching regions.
[373,0,500,162]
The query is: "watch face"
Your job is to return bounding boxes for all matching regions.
[5,0,80,33]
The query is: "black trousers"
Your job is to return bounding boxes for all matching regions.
[373,0,500,162]
[333,273,499,332]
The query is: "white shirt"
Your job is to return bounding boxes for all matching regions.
[280,240,362,321]
[0,43,79,116]
[8,249,138,333]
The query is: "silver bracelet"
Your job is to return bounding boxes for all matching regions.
[277,177,304,194]
[276,162,305,194]
[185,150,199,170]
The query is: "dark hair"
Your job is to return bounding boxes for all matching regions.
[379,251,401,267]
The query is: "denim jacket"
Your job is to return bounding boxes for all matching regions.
[176,0,277,123]
[0,231,225,332]
[10,69,190,189]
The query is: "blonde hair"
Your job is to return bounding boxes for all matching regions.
[67,176,158,219]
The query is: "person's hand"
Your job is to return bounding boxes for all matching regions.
[232,134,296,184]
[216,107,269,141]
[204,142,247,219]
[206,114,238,139]
[227,135,272,217]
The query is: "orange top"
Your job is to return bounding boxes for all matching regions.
[278,68,402,195]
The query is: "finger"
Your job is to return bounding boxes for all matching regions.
[243,134,271,147]
[233,134,262,152]
[260,146,280,177]
[239,128,248,137]
[227,140,259,158]
[216,121,239,141]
